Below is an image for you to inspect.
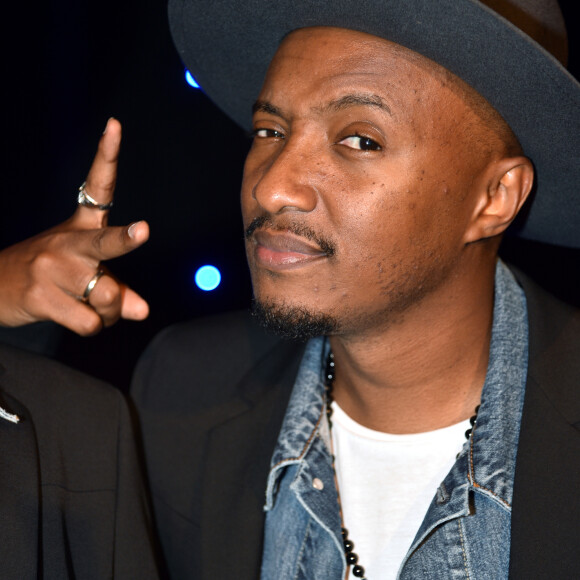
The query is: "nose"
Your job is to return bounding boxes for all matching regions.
[245,135,319,215]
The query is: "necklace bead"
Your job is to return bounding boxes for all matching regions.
[326,352,368,579]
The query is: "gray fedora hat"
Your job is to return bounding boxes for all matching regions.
[168,0,580,248]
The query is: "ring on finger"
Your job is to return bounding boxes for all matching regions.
[77,182,114,211]
[80,269,105,303]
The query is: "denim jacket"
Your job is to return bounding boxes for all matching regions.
[261,260,528,579]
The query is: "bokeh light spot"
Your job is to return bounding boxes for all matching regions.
[185,70,200,88]
[195,265,221,291]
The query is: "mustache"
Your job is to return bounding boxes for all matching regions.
[244,216,336,257]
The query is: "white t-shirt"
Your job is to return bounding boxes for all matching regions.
[331,401,471,580]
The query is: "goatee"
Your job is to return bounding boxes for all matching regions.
[251,299,338,342]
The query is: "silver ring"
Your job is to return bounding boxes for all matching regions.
[81,270,105,303]
[77,182,114,211]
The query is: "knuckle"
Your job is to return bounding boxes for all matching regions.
[25,282,48,306]
[28,251,57,275]
[27,231,80,277]
[78,315,103,337]
[99,284,119,307]
[88,276,122,312]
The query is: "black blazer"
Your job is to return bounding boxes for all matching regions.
[132,271,580,579]
[0,342,160,579]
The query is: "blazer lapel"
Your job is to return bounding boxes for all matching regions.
[509,274,580,577]
[0,388,41,579]
[200,340,303,580]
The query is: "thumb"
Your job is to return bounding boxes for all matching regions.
[84,220,150,262]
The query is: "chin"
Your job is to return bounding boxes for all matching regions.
[250,298,338,342]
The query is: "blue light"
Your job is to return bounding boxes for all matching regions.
[185,70,200,89]
[195,265,221,291]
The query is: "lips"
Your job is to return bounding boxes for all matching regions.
[251,230,327,269]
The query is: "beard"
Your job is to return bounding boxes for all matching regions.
[250,299,339,342]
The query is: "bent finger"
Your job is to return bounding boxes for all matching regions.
[43,292,104,337]
[79,268,149,326]
[119,286,149,321]
[83,272,123,328]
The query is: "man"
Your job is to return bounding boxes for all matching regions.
[131,0,580,578]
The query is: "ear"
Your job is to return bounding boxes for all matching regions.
[463,156,534,244]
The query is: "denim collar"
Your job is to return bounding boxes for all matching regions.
[410,260,528,552]
[265,336,328,509]
[466,260,528,506]
[265,260,528,514]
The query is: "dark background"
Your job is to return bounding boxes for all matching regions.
[2,0,579,390]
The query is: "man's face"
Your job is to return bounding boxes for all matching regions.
[242,27,493,339]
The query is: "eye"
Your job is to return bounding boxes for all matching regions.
[251,128,285,140]
[338,134,381,151]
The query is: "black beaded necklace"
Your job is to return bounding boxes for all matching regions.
[323,350,480,580]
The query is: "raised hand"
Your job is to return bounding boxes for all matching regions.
[0,118,150,336]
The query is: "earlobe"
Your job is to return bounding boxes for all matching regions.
[464,156,534,244]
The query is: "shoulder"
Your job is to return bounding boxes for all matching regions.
[510,264,580,421]
[137,308,280,367]
[0,341,138,491]
[0,340,123,420]
[511,265,580,332]
[511,265,580,367]
[132,309,302,411]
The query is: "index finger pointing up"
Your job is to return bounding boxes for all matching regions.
[74,118,122,228]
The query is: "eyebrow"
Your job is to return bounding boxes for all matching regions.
[322,93,392,116]
[252,92,392,120]
[252,100,284,117]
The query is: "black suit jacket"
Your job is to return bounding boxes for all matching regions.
[132,271,580,579]
[0,342,160,579]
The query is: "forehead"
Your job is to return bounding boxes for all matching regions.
[259,27,461,115]
[278,27,435,71]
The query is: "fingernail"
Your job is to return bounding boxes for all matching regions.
[128,221,140,238]
[103,117,115,135]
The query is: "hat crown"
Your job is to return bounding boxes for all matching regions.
[480,0,568,64]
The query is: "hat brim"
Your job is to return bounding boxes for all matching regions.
[169,0,580,248]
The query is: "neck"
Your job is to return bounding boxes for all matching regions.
[328,257,496,434]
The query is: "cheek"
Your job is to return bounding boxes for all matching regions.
[328,179,416,249]
[325,200,405,295]
[331,177,462,278]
